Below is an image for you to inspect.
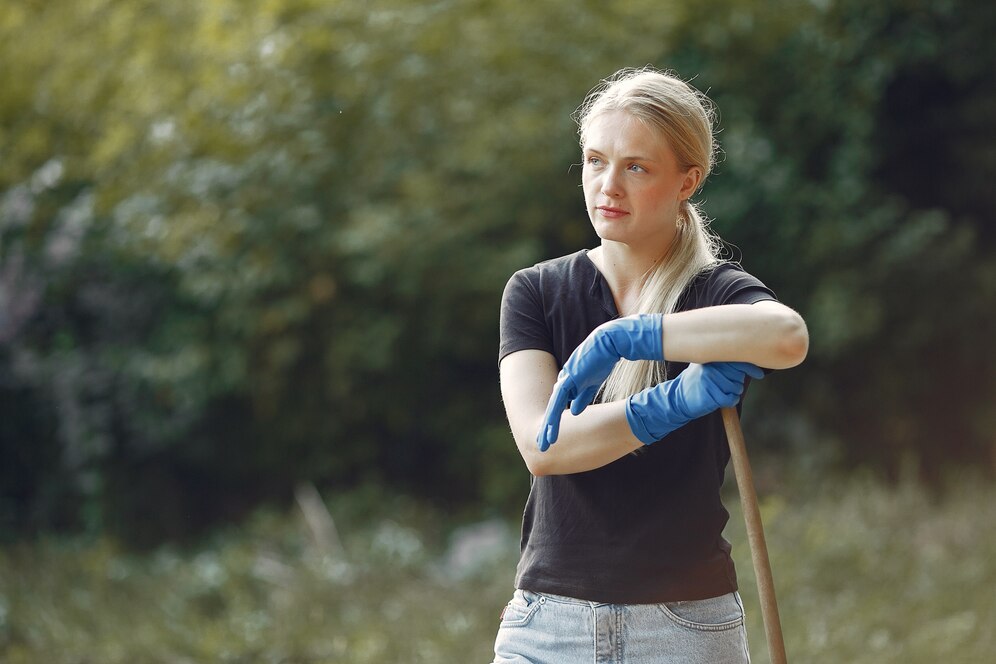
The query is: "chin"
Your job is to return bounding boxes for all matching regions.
[591,221,627,243]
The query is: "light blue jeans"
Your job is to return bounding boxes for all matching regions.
[491,589,750,664]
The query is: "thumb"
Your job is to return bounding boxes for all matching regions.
[727,362,765,380]
[570,384,600,416]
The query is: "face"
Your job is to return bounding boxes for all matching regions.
[581,110,702,251]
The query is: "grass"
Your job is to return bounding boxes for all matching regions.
[728,470,995,663]
[1,471,994,663]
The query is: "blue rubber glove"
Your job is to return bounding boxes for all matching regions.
[537,314,664,451]
[626,362,765,444]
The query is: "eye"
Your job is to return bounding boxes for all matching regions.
[586,155,602,166]
[628,163,647,173]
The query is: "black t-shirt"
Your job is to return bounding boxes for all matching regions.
[498,249,777,603]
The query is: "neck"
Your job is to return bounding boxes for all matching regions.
[589,241,670,315]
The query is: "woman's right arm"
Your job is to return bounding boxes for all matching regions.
[500,349,643,476]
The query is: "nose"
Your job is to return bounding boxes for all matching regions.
[601,166,624,198]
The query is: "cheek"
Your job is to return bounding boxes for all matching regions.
[581,174,597,205]
[641,181,680,212]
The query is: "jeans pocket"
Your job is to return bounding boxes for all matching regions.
[657,592,745,632]
[499,589,543,627]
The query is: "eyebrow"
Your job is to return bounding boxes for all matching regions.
[584,148,659,163]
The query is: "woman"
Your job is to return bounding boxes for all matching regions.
[492,67,808,663]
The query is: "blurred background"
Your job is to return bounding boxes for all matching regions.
[1,0,994,661]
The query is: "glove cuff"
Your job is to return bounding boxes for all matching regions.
[626,378,694,445]
[625,396,659,445]
[633,313,664,360]
[609,314,665,361]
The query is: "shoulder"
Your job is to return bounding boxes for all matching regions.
[509,249,592,281]
[504,249,594,296]
[682,261,778,309]
[692,261,755,286]
[500,252,595,363]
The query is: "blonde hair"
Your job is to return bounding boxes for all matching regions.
[575,67,724,401]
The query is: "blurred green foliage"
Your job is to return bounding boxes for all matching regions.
[1,0,994,543]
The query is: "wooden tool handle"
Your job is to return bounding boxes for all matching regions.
[721,407,788,664]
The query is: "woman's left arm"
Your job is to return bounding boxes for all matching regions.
[661,300,808,369]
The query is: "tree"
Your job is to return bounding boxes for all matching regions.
[2,0,993,543]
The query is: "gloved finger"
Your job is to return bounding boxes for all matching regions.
[537,379,573,451]
[710,363,764,396]
[702,364,742,395]
[703,375,738,408]
[724,361,765,380]
[700,373,739,408]
[709,362,742,383]
[719,385,742,407]
[570,384,600,416]
[706,362,744,392]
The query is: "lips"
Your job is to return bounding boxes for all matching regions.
[596,206,629,219]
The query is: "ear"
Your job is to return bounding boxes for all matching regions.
[678,166,704,201]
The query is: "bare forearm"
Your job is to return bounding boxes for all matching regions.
[513,401,642,476]
[661,301,808,369]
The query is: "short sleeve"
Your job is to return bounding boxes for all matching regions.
[690,263,778,309]
[498,269,555,365]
